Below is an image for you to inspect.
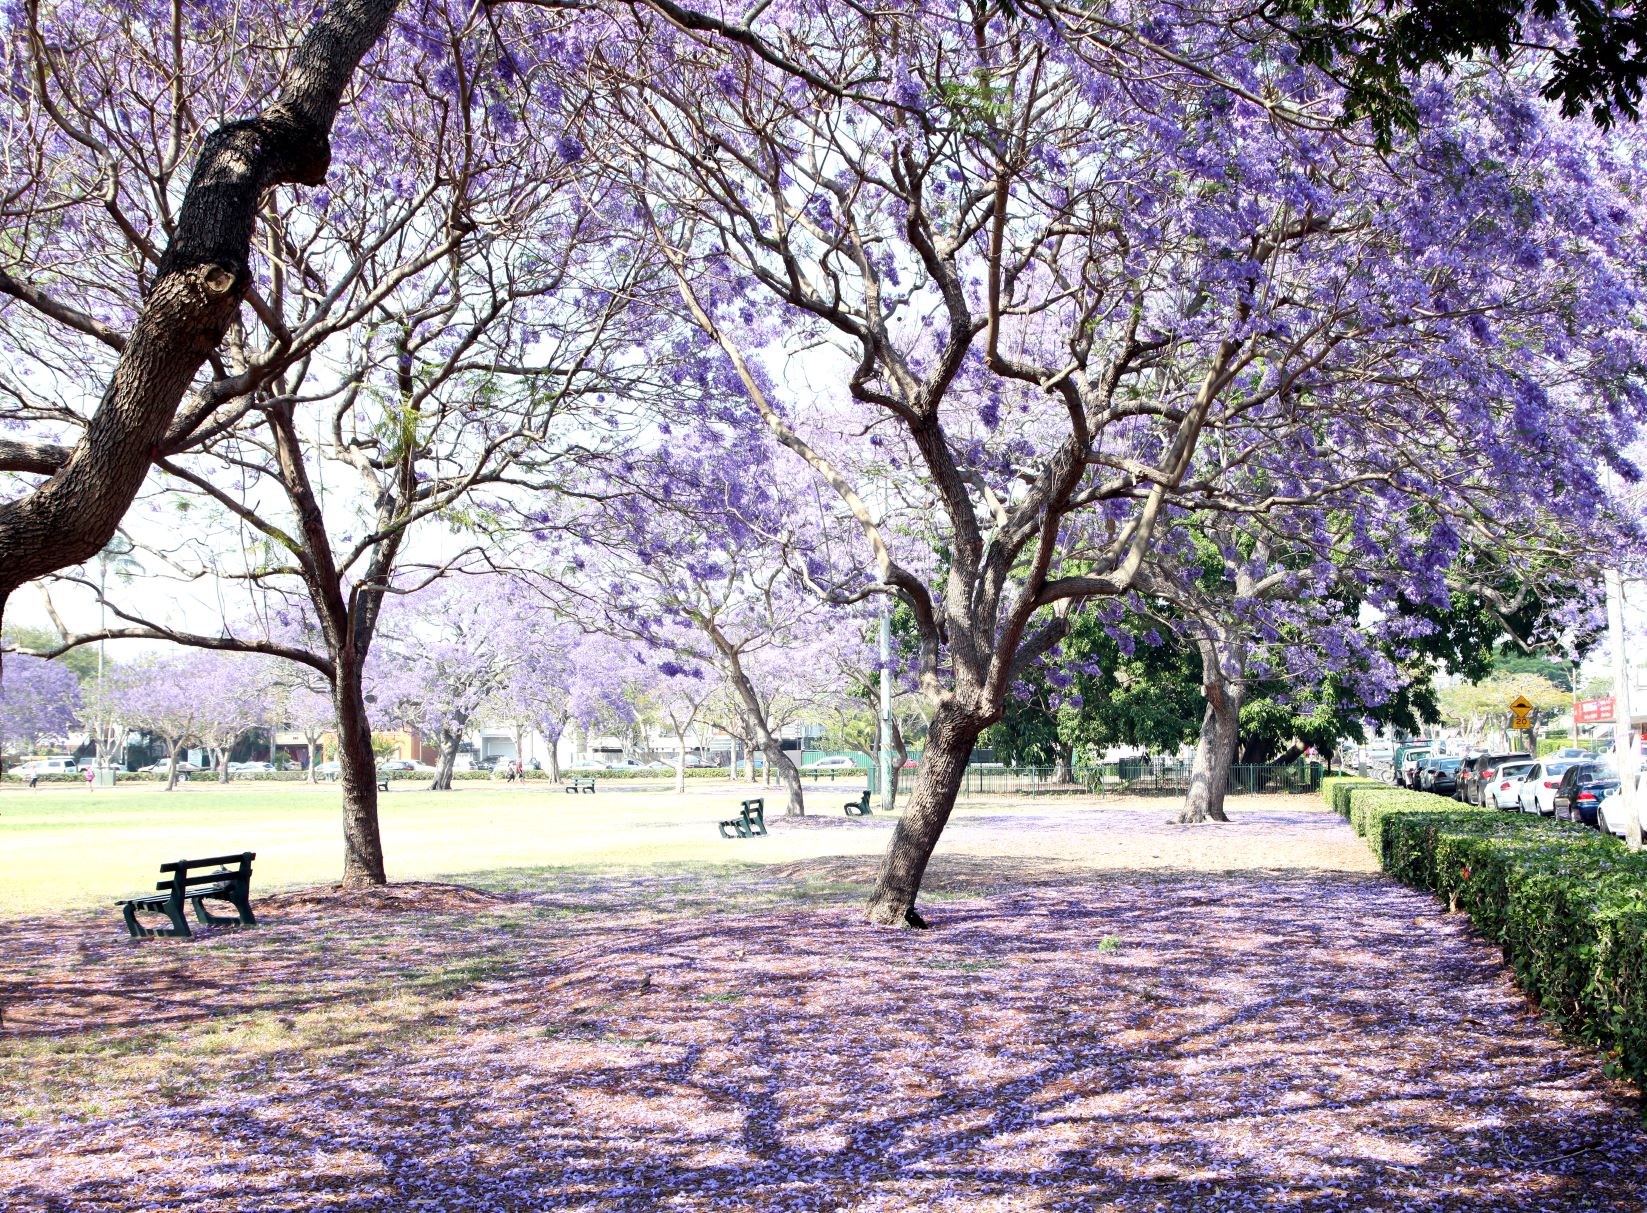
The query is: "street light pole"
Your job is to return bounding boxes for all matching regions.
[878,604,893,811]
[1605,568,1643,850]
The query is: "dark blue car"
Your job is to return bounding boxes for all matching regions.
[1553,761,1619,827]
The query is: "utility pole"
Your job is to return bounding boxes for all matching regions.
[1605,568,1644,850]
[878,604,893,810]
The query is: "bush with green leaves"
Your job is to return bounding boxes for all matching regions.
[1324,781,1647,1092]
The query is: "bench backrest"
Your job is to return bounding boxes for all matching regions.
[741,798,764,815]
[155,852,255,892]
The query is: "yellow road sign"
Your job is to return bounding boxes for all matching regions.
[1510,713,1532,730]
[1510,695,1534,716]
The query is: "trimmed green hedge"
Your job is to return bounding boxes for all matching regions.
[1322,775,1385,815]
[1324,780,1647,1092]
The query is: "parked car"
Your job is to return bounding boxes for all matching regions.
[567,759,606,771]
[8,756,82,778]
[1516,758,1586,816]
[1412,754,1441,790]
[1459,752,1532,805]
[1553,761,1618,826]
[1598,773,1647,839]
[1394,741,1434,788]
[1483,760,1535,809]
[316,760,342,779]
[1426,757,1465,795]
[138,760,201,774]
[604,759,647,771]
[642,760,675,770]
[379,759,437,774]
[802,755,859,775]
[229,761,276,774]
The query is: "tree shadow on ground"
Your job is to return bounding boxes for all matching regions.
[2,857,1643,1211]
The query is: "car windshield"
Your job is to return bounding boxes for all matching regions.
[1437,758,1462,769]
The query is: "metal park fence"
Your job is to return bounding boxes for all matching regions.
[853,759,1325,797]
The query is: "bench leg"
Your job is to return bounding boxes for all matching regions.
[161,898,191,937]
[191,890,256,929]
[123,899,191,938]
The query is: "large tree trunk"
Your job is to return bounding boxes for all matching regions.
[164,740,182,792]
[763,739,805,816]
[0,0,404,639]
[545,725,563,782]
[218,747,231,784]
[674,723,688,794]
[332,661,387,887]
[305,733,321,783]
[886,714,909,812]
[1052,740,1075,785]
[866,706,984,928]
[431,729,460,791]
[1180,681,1241,823]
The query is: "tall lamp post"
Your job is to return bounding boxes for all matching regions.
[1605,568,1644,850]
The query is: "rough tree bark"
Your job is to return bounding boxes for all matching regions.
[1180,678,1242,824]
[1052,740,1075,785]
[0,0,402,651]
[886,713,909,813]
[333,660,387,887]
[866,705,986,927]
[431,729,462,791]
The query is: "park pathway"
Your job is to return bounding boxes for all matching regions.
[1,799,1644,1210]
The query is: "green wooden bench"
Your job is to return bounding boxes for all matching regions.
[844,790,872,816]
[118,852,257,939]
[719,797,767,838]
[564,777,595,793]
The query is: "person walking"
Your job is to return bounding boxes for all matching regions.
[84,764,95,792]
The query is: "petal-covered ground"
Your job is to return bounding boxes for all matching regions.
[2,799,1643,1211]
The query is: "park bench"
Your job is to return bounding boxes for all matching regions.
[719,797,767,839]
[117,852,257,939]
[844,790,873,816]
[564,777,596,793]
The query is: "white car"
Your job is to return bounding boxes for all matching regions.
[604,759,647,771]
[1598,774,1647,840]
[231,761,277,774]
[140,760,200,774]
[567,759,606,771]
[1483,760,1535,809]
[802,756,859,774]
[1517,759,1585,815]
[8,757,81,778]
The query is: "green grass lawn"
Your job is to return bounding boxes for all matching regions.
[0,779,899,917]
